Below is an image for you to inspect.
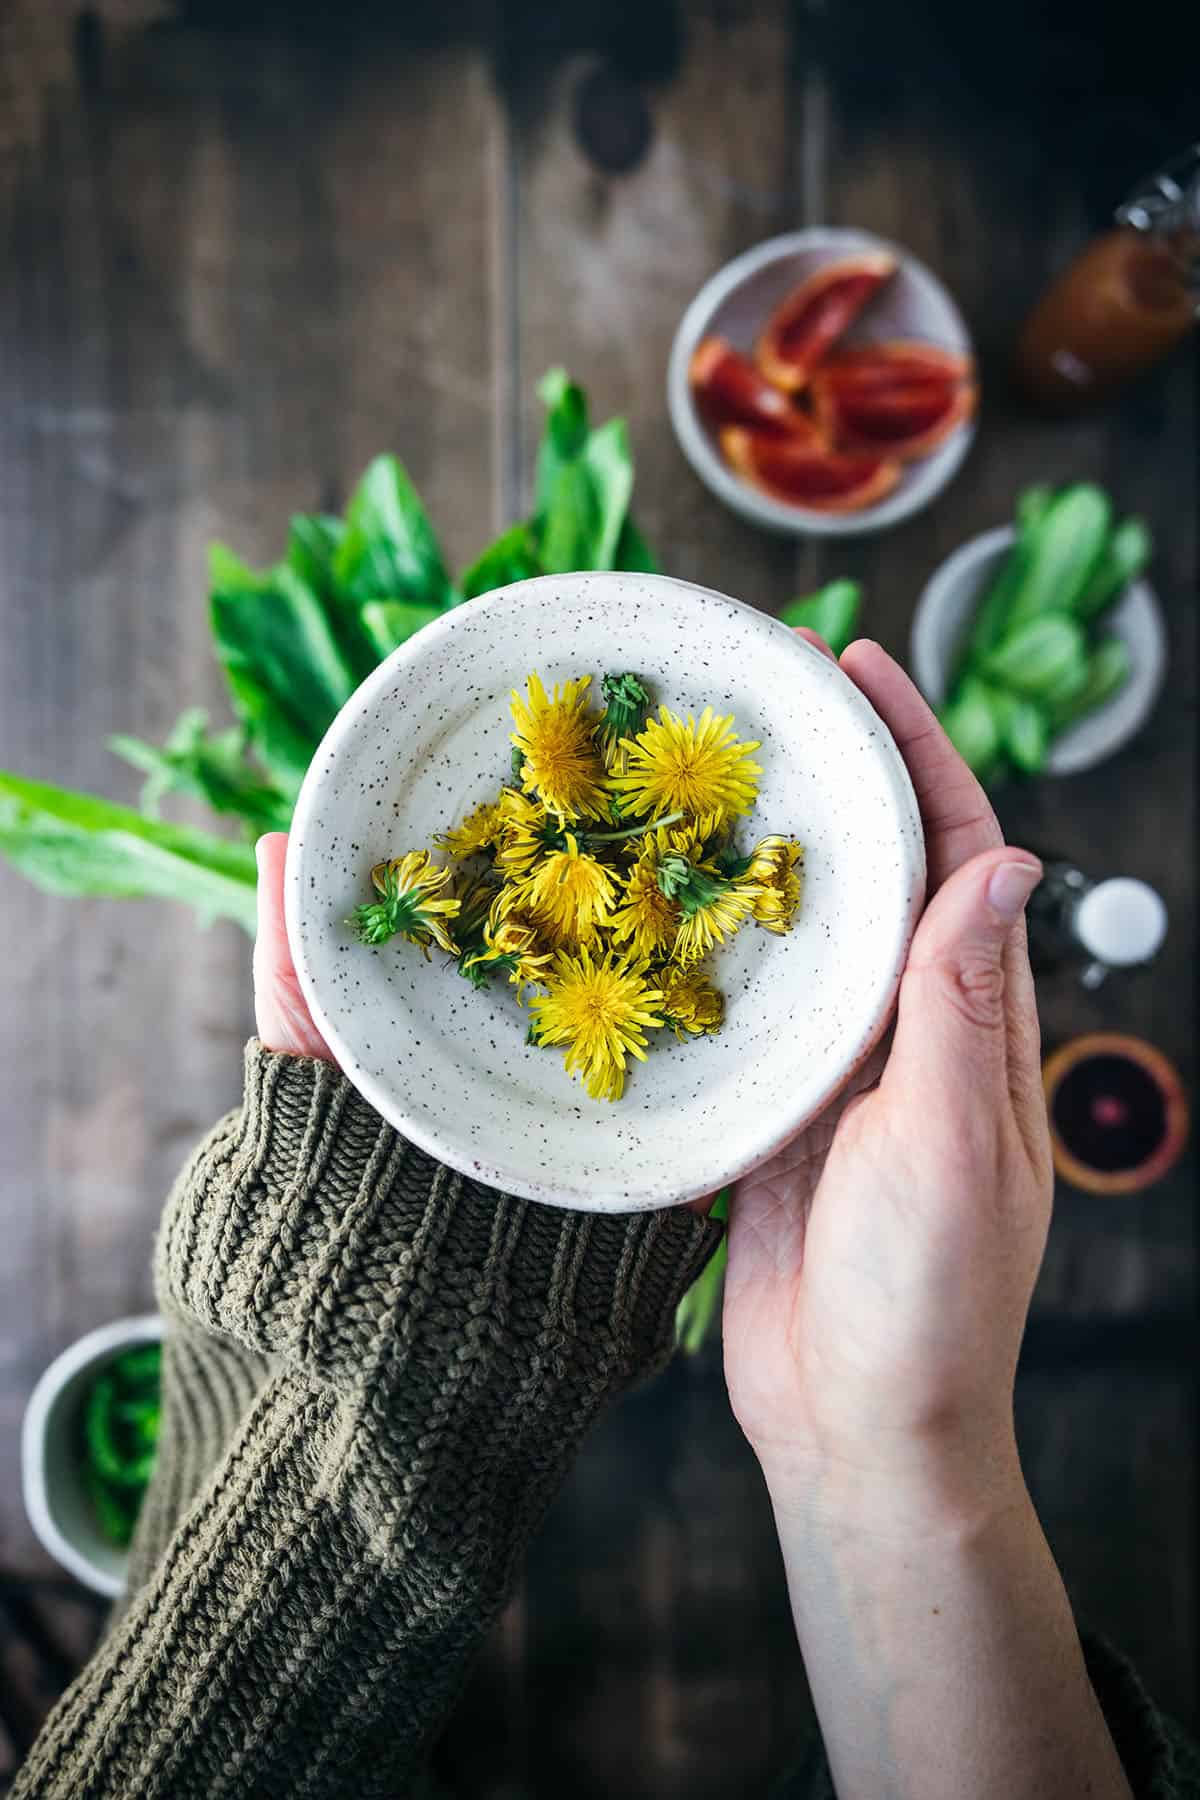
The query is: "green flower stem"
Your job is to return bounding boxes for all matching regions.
[585,809,684,847]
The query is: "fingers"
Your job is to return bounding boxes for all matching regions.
[253,833,334,1062]
[793,627,838,663]
[253,833,291,979]
[1002,921,1051,1172]
[840,639,1003,892]
[885,848,1042,1112]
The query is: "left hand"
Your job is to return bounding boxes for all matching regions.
[252,833,334,1063]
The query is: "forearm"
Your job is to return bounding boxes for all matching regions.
[768,1445,1133,1800]
[18,1043,720,1799]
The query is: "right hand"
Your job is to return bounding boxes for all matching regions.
[722,638,1052,1517]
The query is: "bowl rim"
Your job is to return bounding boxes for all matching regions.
[285,570,927,1210]
[910,523,1166,775]
[21,1313,163,1597]
[666,225,976,539]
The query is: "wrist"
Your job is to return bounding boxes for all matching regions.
[760,1411,1029,1550]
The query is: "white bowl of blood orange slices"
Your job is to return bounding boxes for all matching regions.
[667,227,977,537]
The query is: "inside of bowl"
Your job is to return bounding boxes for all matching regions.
[43,1360,130,1590]
[289,575,925,1210]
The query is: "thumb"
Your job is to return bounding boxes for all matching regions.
[885,848,1042,1102]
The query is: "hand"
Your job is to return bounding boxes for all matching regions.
[722,641,1133,1800]
[252,833,335,1064]
[723,636,1051,1512]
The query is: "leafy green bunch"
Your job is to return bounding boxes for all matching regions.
[0,368,863,1352]
[0,371,656,933]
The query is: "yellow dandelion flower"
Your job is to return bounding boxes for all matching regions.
[510,672,609,821]
[435,798,505,860]
[462,904,554,1001]
[673,884,758,964]
[610,857,681,960]
[494,789,566,880]
[529,946,664,1102]
[739,835,805,934]
[610,705,762,834]
[515,834,616,945]
[658,965,724,1039]
[607,821,707,960]
[350,851,460,954]
[654,851,760,965]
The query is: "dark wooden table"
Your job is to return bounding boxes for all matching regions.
[1,3,1195,1792]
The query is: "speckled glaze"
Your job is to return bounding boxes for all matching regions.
[285,573,926,1212]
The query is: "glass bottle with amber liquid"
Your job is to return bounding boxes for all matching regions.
[1015,145,1200,412]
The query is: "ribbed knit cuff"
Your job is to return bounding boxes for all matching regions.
[157,1040,722,1395]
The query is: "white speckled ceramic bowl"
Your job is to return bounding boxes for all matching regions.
[285,573,926,1211]
[668,228,976,538]
[911,527,1167,776]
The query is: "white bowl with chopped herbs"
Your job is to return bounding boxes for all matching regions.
[912,483,1166,779]
[22,1316,163,1597]
[284,571,925,1212]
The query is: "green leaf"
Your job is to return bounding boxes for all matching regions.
[992,691,1049,775]
[332,454,457,610]
[1049,637,1132,732]
[210,557,360,796]
[939,675,1003,778]
[537,417,635,574]
[676,1189,730,1353]
[286,514,345,596]
[1016,484,1054,534]
[1074,517,1152,622]
[109,709,293,836]
[288,513,383,683]
[459,521,542,602]
[0,771,258,931]
[613,514,658,573]
[982,613,1088,699]
[779,580,862,656]
[1005,483,1112,629]
[580,418,635,568]
[358,600,442,659]
[534,368,590,510]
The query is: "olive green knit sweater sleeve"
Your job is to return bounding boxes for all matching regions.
[16,1041,721,1800]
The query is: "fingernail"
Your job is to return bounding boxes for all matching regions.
[988,858,1041,922]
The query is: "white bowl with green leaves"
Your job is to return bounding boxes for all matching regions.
[912,486,1166,779]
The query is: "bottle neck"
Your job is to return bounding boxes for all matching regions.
[1116,143,1200,299]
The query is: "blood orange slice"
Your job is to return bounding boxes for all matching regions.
[755,254,897,393]
[815,378,976,461]
[813,340,972,392]
[719,426,901,515]
[689,336,822,438]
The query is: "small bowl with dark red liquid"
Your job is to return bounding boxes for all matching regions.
[1043,1033,1190,1196]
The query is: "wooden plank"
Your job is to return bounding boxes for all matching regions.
[0,7,498,1582]
[506,0,806,616]
[495,7,815,1793]
[1017,1362,1197,1727]
[815,0,1198,1735]
[812,1,1198,1312]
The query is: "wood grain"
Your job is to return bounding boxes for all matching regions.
[0,1,1196,1790]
